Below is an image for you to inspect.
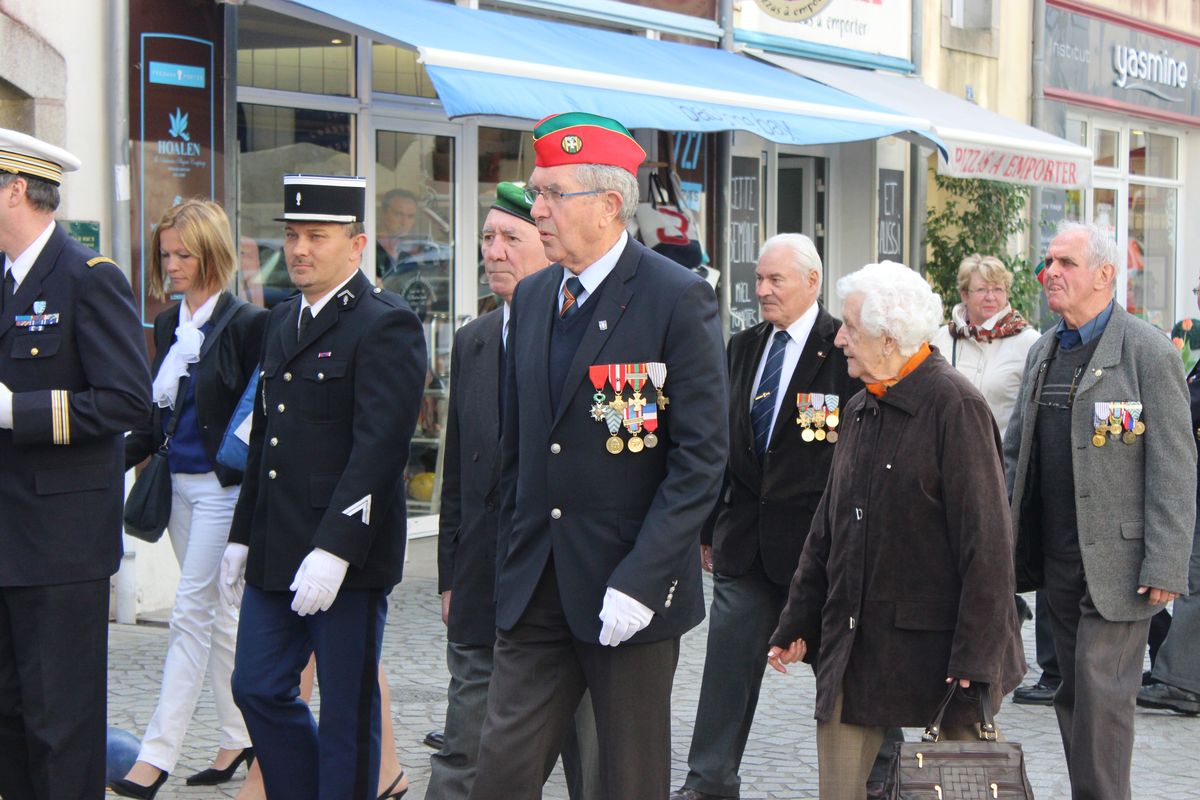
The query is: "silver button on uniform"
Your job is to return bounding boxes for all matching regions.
[550,508,562,520]
[550,443,561,454]
[277,404,286,413]
[284,372,292,382]
[268,470,277,479]
[270,437,279,447]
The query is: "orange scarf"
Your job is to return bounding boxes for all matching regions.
[865,342,932,397]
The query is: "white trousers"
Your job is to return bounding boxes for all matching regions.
[139,471,252,772]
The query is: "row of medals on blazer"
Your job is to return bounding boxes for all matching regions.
[1092,401,1145,447]
[588,363,668,455]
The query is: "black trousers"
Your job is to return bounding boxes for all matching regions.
[0,579,109,800]
[469,560,679,800]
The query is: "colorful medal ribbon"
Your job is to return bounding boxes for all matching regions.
[588,365,610,422]
[603,405,624,454]
[642,402,659,448]
[1093,402,1111,447]
[646,361,669,409]
[825,394,841,430]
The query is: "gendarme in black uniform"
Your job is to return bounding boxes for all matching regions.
[226,174,426,800]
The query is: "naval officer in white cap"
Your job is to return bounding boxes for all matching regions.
[0,128,152,800]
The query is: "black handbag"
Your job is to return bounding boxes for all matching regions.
[123,376,186,543]
[886,684,1034,799]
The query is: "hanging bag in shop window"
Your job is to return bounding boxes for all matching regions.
[634,172,704,269]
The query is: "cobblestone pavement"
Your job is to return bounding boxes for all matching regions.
[108,538,1200,799]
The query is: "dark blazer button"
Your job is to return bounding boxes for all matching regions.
[472,451,479,461]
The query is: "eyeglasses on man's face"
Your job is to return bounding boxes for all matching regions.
[522,186,605,205]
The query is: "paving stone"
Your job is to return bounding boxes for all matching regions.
[107,541,1200,799]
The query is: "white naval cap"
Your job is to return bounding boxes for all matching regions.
[0,128,81,186]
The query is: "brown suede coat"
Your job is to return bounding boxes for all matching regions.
[770,350,1025,728]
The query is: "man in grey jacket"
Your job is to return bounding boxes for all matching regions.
[1005,222,1195,799]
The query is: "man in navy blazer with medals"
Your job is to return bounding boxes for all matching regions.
[433,181,598,800]
[468,113,728,800]
[0,129,151,800]
[220,175,426,800]
[672,234,860,800]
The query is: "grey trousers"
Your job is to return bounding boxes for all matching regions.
[682,569,788,797]
[1151,517,1200,693]
[427,641,601,800]
[1043,554,1152,800]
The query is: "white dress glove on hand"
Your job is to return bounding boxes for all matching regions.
[598,587,654,647]
[0,382,13,430]
[219,543,249,608]
[289,548,350,616]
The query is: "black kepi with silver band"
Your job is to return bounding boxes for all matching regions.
[277,174,366,223]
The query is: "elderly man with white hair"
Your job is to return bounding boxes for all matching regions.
[1004,222,1195,799]
[672,234,860,800]
[767,261,1025,800]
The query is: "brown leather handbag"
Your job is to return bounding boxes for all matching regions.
[885,685,1034,799]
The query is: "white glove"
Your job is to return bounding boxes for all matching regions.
[0,382,12,429]
[219,543,249,608]
[289,548,350,616]
[598,587,654,647]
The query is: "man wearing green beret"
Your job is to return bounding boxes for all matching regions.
[433,182,598,800]
[470,113,728,799]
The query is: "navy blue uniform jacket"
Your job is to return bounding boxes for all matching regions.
[438,308,504,646]
[0,223,151,586]
[229,269,427,591]
[497,238,728,643]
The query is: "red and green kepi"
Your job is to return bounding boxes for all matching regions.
[532,112,647,176]
[491,181,534,225]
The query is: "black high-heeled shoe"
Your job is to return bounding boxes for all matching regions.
[184,747,255,786]
[109,770,169,799]
[378,769,409,799]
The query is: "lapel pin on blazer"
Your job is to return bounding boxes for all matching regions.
[599,320,608,330]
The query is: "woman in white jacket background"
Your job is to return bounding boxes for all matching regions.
[930,253,1041,439]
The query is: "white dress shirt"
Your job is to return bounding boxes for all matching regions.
[556,231,628,314]
[3,220,57,290]
[298,269,360,330]
[748,301,820,444]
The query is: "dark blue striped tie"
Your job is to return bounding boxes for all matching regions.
[751,330,790,459]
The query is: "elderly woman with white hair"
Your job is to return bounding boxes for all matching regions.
[766,261,1025,799]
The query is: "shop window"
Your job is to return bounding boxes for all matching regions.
[237,5,353,96]
[375,130,456,518]
[1127,184,1177,330]
[1065,118,1086,148]
[1093,128,1119,169]
[372,44,438,98]
[235,103,352,308]
[1129,130,1177,180]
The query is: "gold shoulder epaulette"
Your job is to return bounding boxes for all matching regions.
[86,256,117,268]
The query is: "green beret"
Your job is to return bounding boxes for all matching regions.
[491,181,534,225]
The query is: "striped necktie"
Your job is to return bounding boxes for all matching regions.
[560,276,585,320]
[751,329,791,459]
